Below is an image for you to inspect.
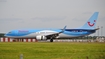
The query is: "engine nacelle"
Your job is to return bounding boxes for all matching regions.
[36,36,47,40]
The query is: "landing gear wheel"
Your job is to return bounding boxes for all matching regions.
[50,39,53,42]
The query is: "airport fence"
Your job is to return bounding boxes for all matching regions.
[0,37,105,42]
[0,37,37,42]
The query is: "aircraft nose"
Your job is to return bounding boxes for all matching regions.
[4,32,11,37]
[4,34,8,37]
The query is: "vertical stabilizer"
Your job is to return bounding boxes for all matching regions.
[81,12,99,29]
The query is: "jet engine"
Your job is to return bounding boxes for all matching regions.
[36,36,47,40]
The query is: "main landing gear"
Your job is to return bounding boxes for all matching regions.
[50,38,53,42]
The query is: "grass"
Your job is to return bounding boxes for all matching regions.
[0,42,105,59]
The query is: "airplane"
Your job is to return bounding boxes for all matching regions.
[5,12,99,42]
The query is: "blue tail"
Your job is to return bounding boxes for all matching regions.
[80,12,99,29]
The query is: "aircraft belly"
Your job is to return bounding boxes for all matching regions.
[57,33,84,38]
[57,33,73,38]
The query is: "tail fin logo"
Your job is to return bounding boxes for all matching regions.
[88,20,96,27]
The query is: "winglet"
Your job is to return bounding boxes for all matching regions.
[63,26,67,30]
[60,26,67,33]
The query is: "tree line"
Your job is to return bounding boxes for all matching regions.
[0,33,5,37]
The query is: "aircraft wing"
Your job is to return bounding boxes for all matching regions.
[46,26,66,38]
[38,26,66,39]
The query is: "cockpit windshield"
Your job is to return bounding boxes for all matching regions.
[8,32,12,33]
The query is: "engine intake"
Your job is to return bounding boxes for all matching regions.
[36,36,47,40]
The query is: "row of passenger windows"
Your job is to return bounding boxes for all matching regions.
[17,31,88,34]
[35,32,54,34]
[70,31,87,32]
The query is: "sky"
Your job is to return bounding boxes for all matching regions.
[0,0,105,36]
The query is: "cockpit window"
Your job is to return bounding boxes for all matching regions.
[8,32,12,33]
